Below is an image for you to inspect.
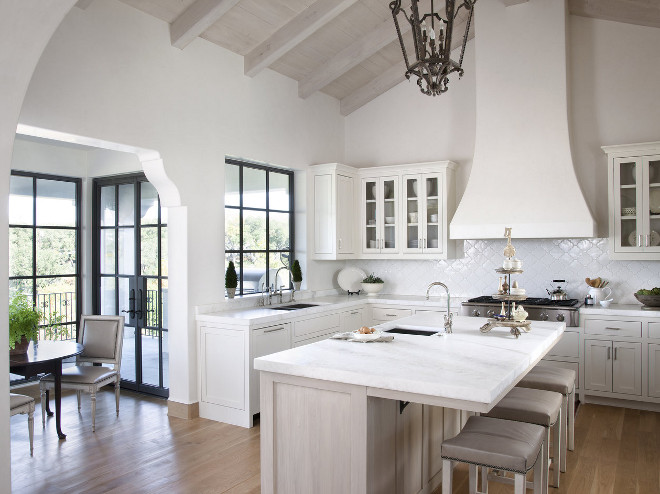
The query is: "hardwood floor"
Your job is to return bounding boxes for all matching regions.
[10,388,660,493]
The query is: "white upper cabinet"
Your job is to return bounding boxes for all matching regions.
[603,142,660,259]
[310,161,458,260]
[310,164,357,260]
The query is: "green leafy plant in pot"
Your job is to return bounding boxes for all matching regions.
[291,260,303,291]
[225,261,238,299]
[9,295,41,355]
[361,273,384,297]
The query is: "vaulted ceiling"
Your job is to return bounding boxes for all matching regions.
[103,0,660,115]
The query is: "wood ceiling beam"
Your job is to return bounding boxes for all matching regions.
[299,18,410,99]
[75,0,95,10]
[569,0,660,29]
[341,20,474,116]
[244,0,359,78]
[170,0,241,50]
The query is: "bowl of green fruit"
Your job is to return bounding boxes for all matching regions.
[634,288,660,307]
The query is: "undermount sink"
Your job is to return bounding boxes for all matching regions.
[385,327,439,336]
[271,303,319,311]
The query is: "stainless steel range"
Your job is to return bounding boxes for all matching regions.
[462,296,582,327]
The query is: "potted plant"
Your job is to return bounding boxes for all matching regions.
[291,260,303,291]
[361,273,384,297]
[225,261,238,299]
[9,295,40,355]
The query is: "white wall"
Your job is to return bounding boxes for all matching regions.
[18,0,344,406]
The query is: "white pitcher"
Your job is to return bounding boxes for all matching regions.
[588,286,612,305]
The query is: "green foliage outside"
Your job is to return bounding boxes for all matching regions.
[225,261,238,289]
[291,260,302,282]
[225,212,289,265]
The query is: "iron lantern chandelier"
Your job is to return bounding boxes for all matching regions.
[390,0,475,96]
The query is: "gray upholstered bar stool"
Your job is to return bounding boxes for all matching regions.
[484,387,562,493]
[441,416,545,494]
[516,366,576,473]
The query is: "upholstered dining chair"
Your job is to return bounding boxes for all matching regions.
[10,393,36,455]
[40,315,125,432]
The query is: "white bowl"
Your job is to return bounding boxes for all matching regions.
[408,213,418,223]
[599,299,613,308]
[430,214,438,223]
[351,330,383,341]
[361,282,384,296]
[385,216,395,224]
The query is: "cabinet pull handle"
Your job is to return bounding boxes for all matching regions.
[350,311,359,315]
[338,238,342,249]
[614,347,617,360]
[385,313,397,317]
[605,327,621,330]
[638,234,642,247]
[646,234,650,247]
[607,347,611,360]
[264,327,284,333]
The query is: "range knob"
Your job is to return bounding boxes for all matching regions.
[540,312,549,321]
[556,313,565,322]
[472,309,481,317]
[487,309,495,317]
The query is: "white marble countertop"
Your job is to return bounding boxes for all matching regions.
[579,304,660,317]
[195,294,462,327]
[254,314,565,410]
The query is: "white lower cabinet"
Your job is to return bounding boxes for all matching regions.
[292,312,341,347]
[340,308,364,332]
[648,344,660,398]
[584,339,642,396]
[250,324,292,415]
[371,306,413,325]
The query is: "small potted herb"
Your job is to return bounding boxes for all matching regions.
[291,260,303,291]
[9,295,41,355]
[225,261,238,299]
[361,273,384,297]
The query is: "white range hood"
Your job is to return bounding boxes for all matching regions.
[450,0,596,239]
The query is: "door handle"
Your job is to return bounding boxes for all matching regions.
[122,289,137,318]
[614,347,617,360]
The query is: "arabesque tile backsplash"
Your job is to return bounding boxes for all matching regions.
[345,238,660,304]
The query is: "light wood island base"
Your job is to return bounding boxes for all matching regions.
[260,371,470,494]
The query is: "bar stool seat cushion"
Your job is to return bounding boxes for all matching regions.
[484,387,562,426]
[10,393,34,410]
[517,366,575,395]
[441,416,544,474]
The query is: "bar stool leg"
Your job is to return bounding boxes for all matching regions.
[514,473,525,494]
[552,409,561,488]
[442,459,453,494]
[560,394,567,473]
[469,464,478,494]
[533,449,544,494]
[568,387,575,451]
[542,428,550,494]
[481,466,489,494]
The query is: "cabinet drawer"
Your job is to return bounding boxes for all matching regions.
[293,331,334,348]
[584,319,642,338]
[293,313,340,340]
[649,322,660,339]
[547,331,579,358]
[372,307,412,322]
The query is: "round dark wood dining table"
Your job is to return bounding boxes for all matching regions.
[9,340,83,439]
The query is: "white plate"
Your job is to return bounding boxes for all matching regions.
[337,267,367,293]
[351,330,383,341]
[629,230,660,247]
[650,189,660,214]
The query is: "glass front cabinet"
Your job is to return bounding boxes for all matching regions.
[402,173,444,254]
[604,142,660,259]
[361,176,399,254]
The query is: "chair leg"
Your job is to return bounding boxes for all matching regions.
[40,387,46,428]
[28,410,34,456]
[514,473,525,494]
[552,410,561,488]
[542,427,550,494]
[568,387,575,451]
[533,450,544,494]
[442,459,453,494]
[91,392,96,432]
[560,394,567,473]
[115,379,120,416]
[481,466,488,494]
[469,464,478,494]
[77,390,82,412]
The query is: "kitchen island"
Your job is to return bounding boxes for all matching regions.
[255,313,565,494]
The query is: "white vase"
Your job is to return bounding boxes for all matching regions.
[588,286,612,305]
[226,287,236,299]
[293,281,302,291]
[361,283,384,296]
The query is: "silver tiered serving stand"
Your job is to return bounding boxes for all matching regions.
[479,267,531,338]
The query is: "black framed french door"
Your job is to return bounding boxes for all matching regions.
[92,173,169,397]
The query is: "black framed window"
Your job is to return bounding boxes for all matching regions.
[225,158,294,296]
[8,171,81,341]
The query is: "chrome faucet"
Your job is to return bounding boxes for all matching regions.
[426,282,453,333]
[274,267,293,304]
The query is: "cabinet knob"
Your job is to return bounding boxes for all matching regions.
[486,309,495,317]
[556,313,565,322]
[472,309,481,317]
[540,312,549,321]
